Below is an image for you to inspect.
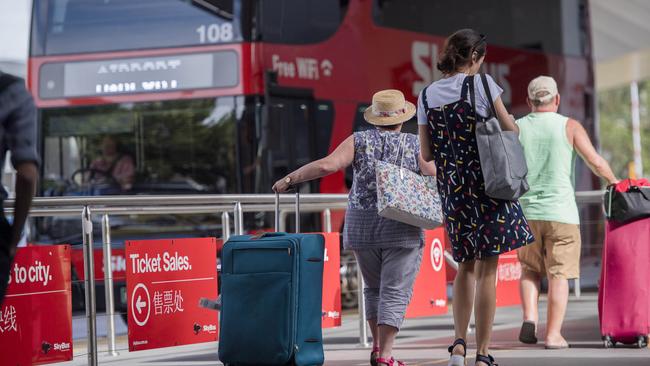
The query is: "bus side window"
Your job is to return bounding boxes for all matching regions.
[372,0,586,57]
[258,0,348,44]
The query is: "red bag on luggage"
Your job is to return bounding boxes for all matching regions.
[598,219,650,348]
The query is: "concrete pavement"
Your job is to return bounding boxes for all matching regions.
[64,294,649,365]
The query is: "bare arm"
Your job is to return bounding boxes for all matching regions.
[419,153,437,176]
[10,163,38,254]
[417,125,437,175]
[493,96,518,133]
[419,125,433,162]
[273,135,355,192]
[568,119,619,184]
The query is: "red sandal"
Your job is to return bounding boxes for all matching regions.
[376,357,406,366]
[370,346,380,366]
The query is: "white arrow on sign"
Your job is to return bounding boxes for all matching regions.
[136,295,146,314]
[131,283,151,327]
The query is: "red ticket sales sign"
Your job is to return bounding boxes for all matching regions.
[126,237,218,351]
[495,252,522,307]
[0,245,72,365]
[406,228,448,318]
[320,232,342,328]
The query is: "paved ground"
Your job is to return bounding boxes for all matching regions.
[65,294,649,365]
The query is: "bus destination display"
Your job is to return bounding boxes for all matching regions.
[38,51,238,99]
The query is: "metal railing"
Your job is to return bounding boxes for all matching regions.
[5,193,347,364]
[3,190,606,364]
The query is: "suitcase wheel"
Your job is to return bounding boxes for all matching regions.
[603,335,614,349]
[637,335,648,349]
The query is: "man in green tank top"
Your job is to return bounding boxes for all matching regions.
[515,76,618,349]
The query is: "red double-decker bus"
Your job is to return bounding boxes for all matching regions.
[29,0,597,309]
[30,0,596,199]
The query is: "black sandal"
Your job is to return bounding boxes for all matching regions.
[447,338,467,366]
[475,354,498,366]
[518,320,538,344]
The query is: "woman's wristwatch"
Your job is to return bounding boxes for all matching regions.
[284,176,292,185]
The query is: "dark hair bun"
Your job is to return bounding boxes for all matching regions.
[437,43,459,74]
[437,29,486,75]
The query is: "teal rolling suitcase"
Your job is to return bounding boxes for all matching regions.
[219,191,325,366]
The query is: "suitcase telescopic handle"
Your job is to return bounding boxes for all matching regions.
[606,185,614,219]
[274,187,300,233]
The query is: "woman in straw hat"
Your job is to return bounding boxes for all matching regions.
[418,29,533,366]
[274,89,436,366]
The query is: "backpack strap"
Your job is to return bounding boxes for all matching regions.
[420,85,430,110]
[460,75,474,102]
[480,73,498,117]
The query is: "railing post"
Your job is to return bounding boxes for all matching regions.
[279,210,288,232]
[233,202,243,235]
[101,214,119,356]
[357,265,370,347]
[295,190,300,233]
[574,278,581,298]
[82,206,98,366]
[323,209,332,233]
[274,193,280,232]
[221,211,231,242]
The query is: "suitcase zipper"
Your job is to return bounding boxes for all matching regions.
[290,238,300,361]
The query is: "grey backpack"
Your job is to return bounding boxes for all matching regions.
[473,73,529,200]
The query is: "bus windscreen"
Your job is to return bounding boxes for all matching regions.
[31,0,240,56]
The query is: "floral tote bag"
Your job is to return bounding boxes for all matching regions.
[374,134,443,229]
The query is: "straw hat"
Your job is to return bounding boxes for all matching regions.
[364,89,416,126]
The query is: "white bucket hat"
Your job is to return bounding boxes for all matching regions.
[363,89,416,126]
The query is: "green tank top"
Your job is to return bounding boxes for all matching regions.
[516,112,579,225]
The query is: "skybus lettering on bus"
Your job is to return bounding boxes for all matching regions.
[411,41,512,105]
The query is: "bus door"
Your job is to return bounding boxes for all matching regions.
[261,90,326,231]
[265,96,318,192]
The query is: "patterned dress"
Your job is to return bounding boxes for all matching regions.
[421,76,534,262]
[343,129,424,251]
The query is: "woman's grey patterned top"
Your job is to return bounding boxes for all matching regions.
[343,129,424,250]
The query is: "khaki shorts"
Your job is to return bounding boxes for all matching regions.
[517,220,581,279]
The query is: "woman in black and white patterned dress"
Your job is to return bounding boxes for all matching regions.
[418,29,533,366]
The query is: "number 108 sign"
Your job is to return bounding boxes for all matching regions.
[126,238,218,351]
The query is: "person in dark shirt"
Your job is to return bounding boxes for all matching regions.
[0,72,39,305]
